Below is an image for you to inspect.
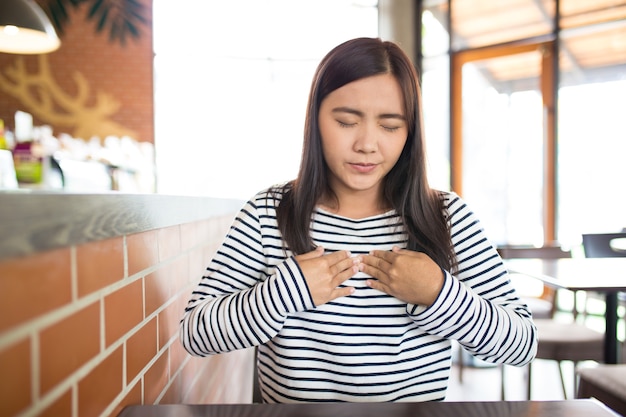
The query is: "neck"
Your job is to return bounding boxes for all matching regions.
[319,189,389,219]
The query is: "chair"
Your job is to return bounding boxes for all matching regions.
[495,244,604,400]
[457,244,573,399]
[582,232,626,258]
[580,232,626,350]
[497,244,572,319]
[577,364,626,416]
[252,346,262,403]
[530,319,604,399]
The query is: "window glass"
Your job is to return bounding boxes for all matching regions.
[450,0,554,50]
[461,52,544,245]
[153,0,378,199]
[557,17,626,246]
[422,0,626,247]
[421,6,451,191]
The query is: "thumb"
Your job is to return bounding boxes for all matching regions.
[392,246,418,257]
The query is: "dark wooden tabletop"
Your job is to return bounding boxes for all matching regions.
[117,400,619,417]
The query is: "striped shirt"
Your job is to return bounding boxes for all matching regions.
[180,187,537,403]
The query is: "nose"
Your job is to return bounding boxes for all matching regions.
[354,124,378,153]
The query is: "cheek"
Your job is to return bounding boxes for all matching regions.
[384,137,408,161]
[319,124,345,154]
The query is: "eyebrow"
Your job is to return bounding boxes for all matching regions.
[331,106,406,121]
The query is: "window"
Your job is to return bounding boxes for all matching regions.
[153,0,378,199]
[421,0,626,247]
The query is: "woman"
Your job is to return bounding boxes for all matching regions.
[180,37,537,403]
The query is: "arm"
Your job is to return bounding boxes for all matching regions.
[410,193,537,366]
[359,193,536,366]
[179,197,315,357]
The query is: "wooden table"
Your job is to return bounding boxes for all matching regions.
[505,258,626,364]
[117,400,620,417]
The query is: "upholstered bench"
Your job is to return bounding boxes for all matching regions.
[577,364,626,416]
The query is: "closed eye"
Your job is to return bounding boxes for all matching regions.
[381,125,401,132]
[338,120,357,128]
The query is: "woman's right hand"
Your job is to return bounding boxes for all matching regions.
[295,246,358,306]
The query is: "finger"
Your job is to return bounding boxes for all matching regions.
[332,255,360,275]
[369,249,398,264]
[358,262,387,282]
[366,278,389,294]
[392,246,420,257]
[323,249,352,264]
[361,253,391,272]
[330,285,356,300]
[332,263,359,287]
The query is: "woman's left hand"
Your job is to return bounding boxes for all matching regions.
[359,246,444,306]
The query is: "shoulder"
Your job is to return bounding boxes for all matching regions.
[435,190,463,211]
[434,190,478,223]
[238,182,291,217]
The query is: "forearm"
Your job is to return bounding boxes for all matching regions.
[410,271,537,366]
[180,257,315,356]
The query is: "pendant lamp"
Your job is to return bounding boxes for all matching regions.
[0,0,61,54]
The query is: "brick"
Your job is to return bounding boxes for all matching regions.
[158,297,183,349]
[160,371,182,404]
[158,225,181,262]
[78,346,123,417]
[40,301,100,395]
[104,279,144,347]
[173,254,190,296]
[0,0,154,143]
[188,246,206,286]
[144,264,175,317]
[144,351,169,404]
[126,317,157,383]
[127,230,159,277]
[0,338,31,416]
[111,381,142,417]
[76,237,125,297]
[169,329,190,378]
[0,249,71,331]
[39,389,72,417]
[179,221,199,252]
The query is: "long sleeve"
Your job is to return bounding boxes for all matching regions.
[179,188,537,402]
[180,193,314,356]
[409,193,537,366]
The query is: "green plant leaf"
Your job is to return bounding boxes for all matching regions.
[43,0,148,46]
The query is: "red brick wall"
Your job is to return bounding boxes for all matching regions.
[0,0,154,143]
[0,214,255,417]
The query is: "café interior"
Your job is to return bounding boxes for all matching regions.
[0,1,625,417]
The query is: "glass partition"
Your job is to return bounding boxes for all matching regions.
[421,0,626,247]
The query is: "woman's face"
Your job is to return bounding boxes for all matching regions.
[318,73,408,203]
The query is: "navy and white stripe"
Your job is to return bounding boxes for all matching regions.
[180,187,537,402]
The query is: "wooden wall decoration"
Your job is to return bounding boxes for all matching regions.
[0,0,154,143]
[0,54,138,140]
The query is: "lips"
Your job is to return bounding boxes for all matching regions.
[349,163,377,173]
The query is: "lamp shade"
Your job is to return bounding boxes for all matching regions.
[0,0,61,54]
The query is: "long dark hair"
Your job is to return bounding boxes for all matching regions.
[274,37,456,272]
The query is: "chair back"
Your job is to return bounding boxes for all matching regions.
[497,244,572,260]
[582,233,626,258]
[497,244,572,316]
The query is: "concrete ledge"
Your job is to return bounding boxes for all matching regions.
[0,191,243,260]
